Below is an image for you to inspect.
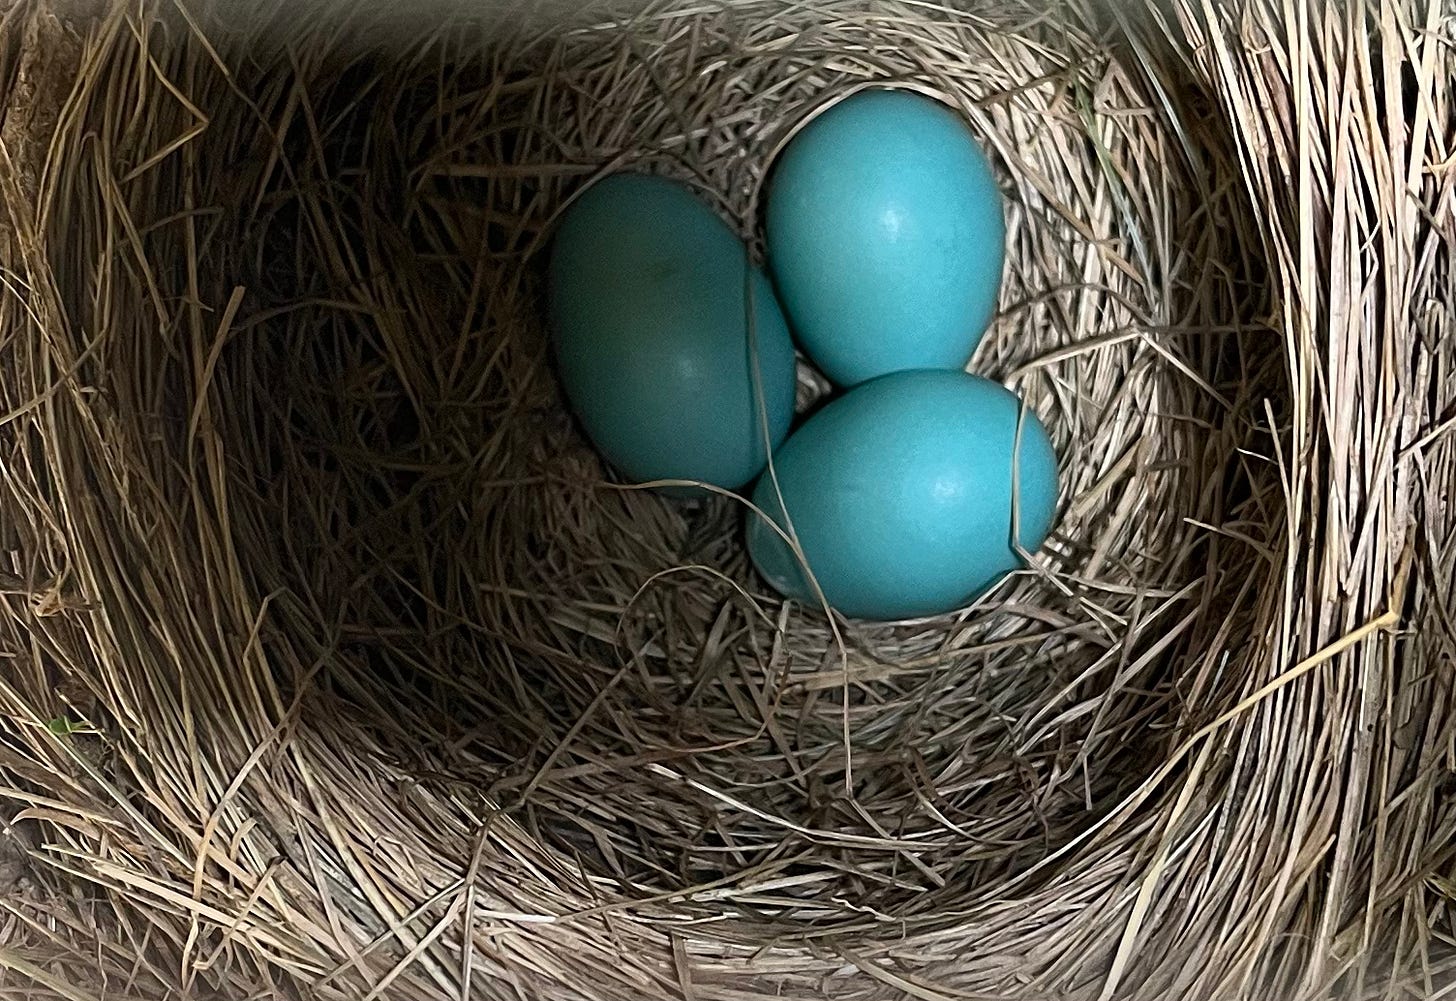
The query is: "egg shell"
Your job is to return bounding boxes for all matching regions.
[747,369,1057,620]
[766,88,1006,387]
[549,173,798,490]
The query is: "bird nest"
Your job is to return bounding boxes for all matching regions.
[1,1,1454,998]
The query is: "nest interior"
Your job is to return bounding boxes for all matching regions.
[1,1,1455,999]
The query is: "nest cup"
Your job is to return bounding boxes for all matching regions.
[2,1,1454,998]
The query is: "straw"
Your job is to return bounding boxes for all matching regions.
[0,0,1450,998]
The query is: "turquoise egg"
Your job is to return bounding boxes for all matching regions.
[747,369,1058,620]
[766,89,1006,387]
[549,173,798,490]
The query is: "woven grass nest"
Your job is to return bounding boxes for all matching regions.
[1,0,1454,998]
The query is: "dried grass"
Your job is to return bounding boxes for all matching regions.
[0,0,1453,998]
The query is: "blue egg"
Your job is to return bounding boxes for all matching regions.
[549,173,798,490]
[766,89,1006,387]
[747,370,1058,620]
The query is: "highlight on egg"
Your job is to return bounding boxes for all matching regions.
[548,172,798,491]
[765,88,1007,387]
[747,369,1058,621]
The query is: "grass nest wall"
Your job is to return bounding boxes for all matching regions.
[1,1,1454,999]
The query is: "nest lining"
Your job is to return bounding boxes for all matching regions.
[0,1,1452,999]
